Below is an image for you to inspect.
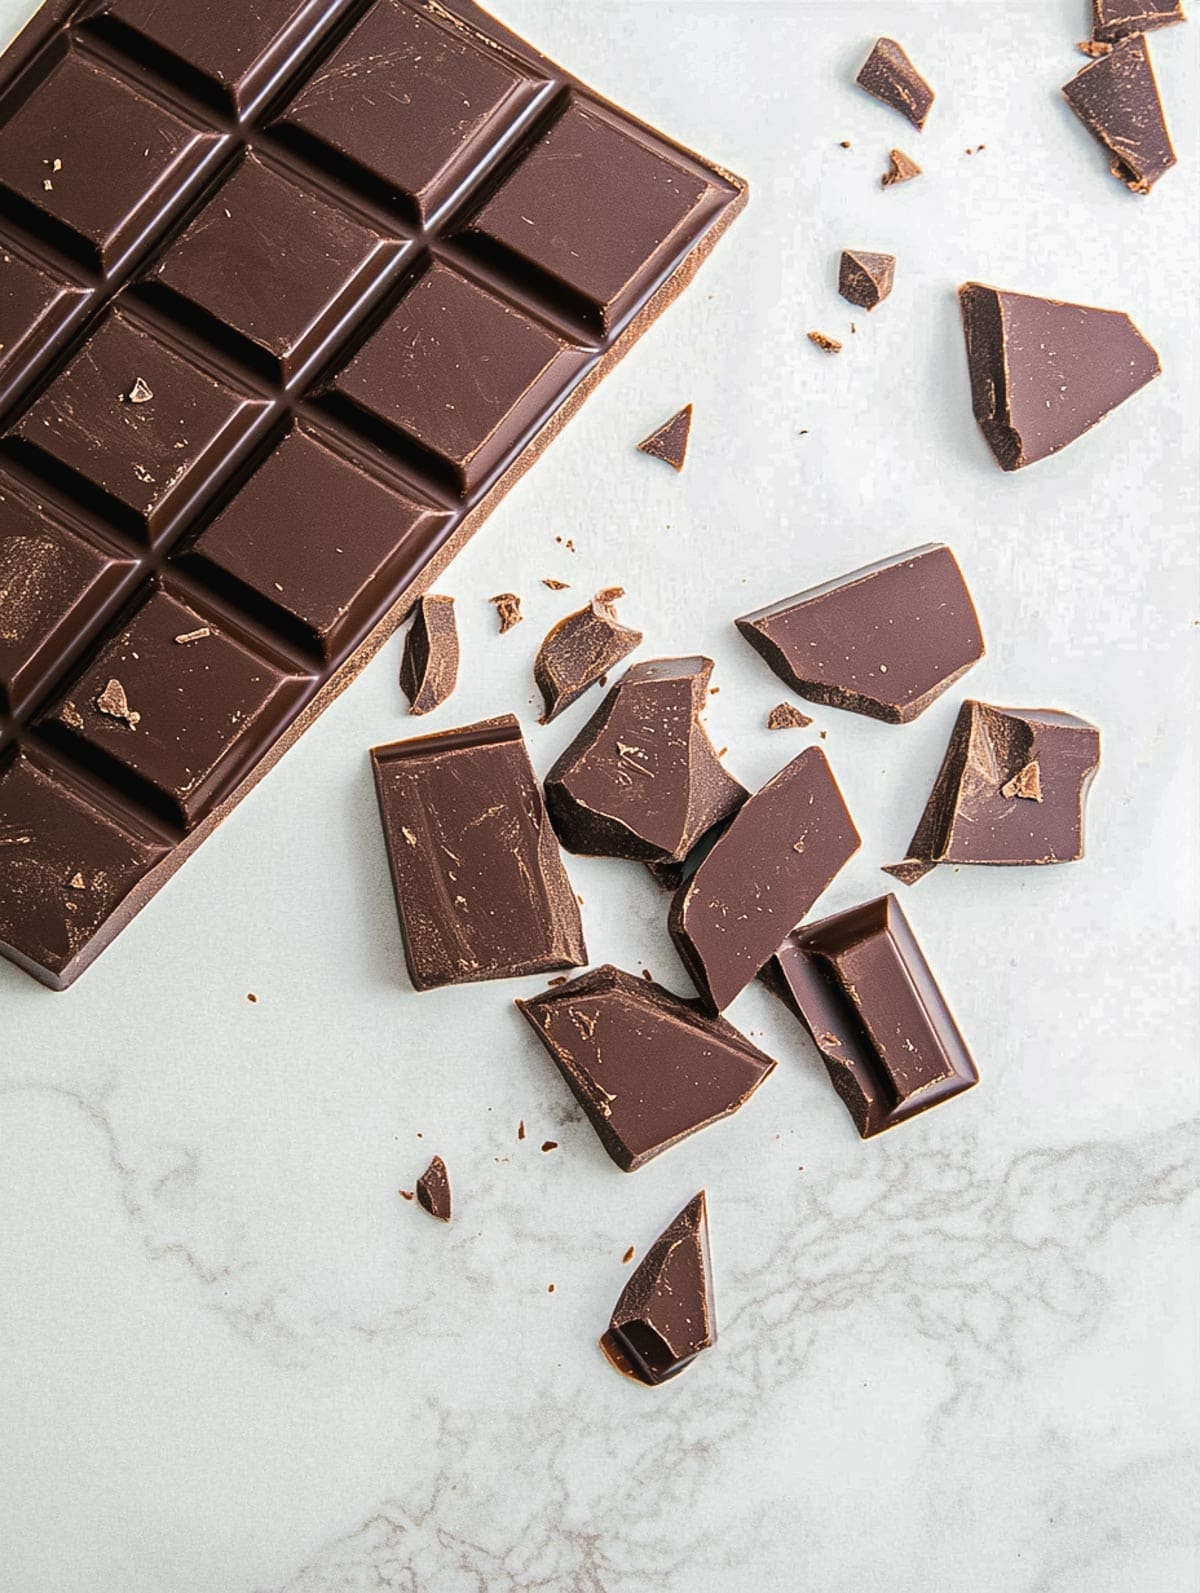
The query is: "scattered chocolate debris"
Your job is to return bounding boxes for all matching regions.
[489,592,523,633]
[416,1155,451,1222]
[1079,38,1116,56]
[399,1189,414,1201]
[547,1284,555,1293]
[637,404,693,471]
[173,627,211,645]
[601,1192,715,1385]
[247,993,257,1003]
[882,148,922,186]
[518,1120,526,1141]
[542,578,570,590]
[807,331,842,353]
[856,38,935,130]
[123,376,153,404]
[399,593,459,715]
[767,703,813,731]
[95,677,140,729]
[541,1140,558,1153]
[623,1246,635,1264]
[838,249,895,311]
[839,139,852,149]
[1063,34,1176,193]
[1092,0,1186,44]
[68,872,85,890]
[534,591,643,722]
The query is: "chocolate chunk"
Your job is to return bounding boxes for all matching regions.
[544,657,746,867]
[882,148,922,187]
[856,38,935,130]
[1092,0,1187,43]
[1063,35,1176,194]
[416,1156,451,1222]
[737,545,984,724]
[765,895,978,1138]
[489,593,523,634]
[534,592,643,723]
[516,965,775,1171]
[884,701,1101,884]
[600,1192,715,1385]
[959,283,1161,470]
[669,747,861,1012]
[807,331,842,353]
[839,250,895,311]
[399,594,459,716]
[372,715,586,989]
[637,405,693,471]
[767,702,813,731]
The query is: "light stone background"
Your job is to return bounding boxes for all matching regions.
[2,3,1198,1590]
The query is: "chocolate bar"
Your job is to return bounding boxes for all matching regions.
[0,0,744,988]
[600,1191,715,1385]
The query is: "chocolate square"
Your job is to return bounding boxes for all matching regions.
[0,237,88,397]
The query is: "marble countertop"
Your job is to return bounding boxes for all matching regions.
[2,3,1197,1590]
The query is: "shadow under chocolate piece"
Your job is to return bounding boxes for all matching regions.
[399,594,458,715]
[670,746,860,1012]
[544,656,746,867]
[884,700,1101,886]
[516,964,774,1171]
[1063,35,1176,194]
[959,283,1161,470]
[416,1155,452,1222]
[737,544,983,724]
[839,249,895,311]
[535,590,643,722]
[856,38,935,130]
[372,714,586,989]
[600,1191,715,1384]
[1092,0,1187,44]
[765,894,978,1139]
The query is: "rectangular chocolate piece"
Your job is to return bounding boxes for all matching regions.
[766,894,978,1139]
[0,0,744,988]
[371,714,585,990]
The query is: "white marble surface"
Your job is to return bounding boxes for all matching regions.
[2,2,1198,1589]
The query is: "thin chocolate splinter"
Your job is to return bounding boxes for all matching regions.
[767,703,813,731]
[399,593,458,715]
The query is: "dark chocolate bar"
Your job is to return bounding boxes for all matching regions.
[0,0,744,988]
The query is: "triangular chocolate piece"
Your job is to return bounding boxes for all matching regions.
[416,1155,451,1221]
[637,405,693,471]
[839,249,895,310]
[959,282,1161,470]
[1064,35,1176,194]
[600,1192,715,1384]
[534,591,642,722]
[856,38,934,130]
[516,965,775,1171]
[882,148,922,187]
[1092,0,1186,45]
[399,594,458,715]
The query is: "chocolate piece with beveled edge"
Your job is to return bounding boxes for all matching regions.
[535,591,643,722]
[516,965,775,1171]
[856,38,934,130]
[601,1192,715,1384]
[416,1155,452,1222]
[1092,0,1187,44]
[839,250,895,311]
[1063,35,1176,194]
[399,595,459,715]
[637,405,692,470]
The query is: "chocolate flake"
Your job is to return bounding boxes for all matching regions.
[416,1155,451,1222]
[882,148,922,187]
[1063,34,1176,194]
[1001,760,1043,801]
[807,331,842,354]
[68,872,85,889]
[174,627,211,645]
[1092,0,1186,44]
[399,593,459,715]
[637,404,693,471]
[839,249,895,311]
[542,578,570,590]
[489,592,523,633]
[600,1192,715,1385]
[534,591,643,723]
[767,702,813,731]
[124,376,154,404]
[95,677,140,729]
[541,1140,557,1152]
[856,38,935,130]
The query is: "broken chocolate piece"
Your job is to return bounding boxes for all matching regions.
[399,594,459,715]
[542,578,570,590]
[600,1192,715,1384]
[544,657,746,867]
[670,747,861,1012]
[534,592,643,722]
[489,593,523,634]
[1079,38,1116,56]
[884,700,1101,884]
[959,283,1161,470]
[856,38,935,130]
[637,404,693,471]
[839,250,895,311]
[882,148,922,186]
[767,703,813,731]
[1063,35,1176,193]
[807,331,842,353]
[416,1155,451,1222]
[737,545,984,724]
[765,895,978,1139]
[1092,0,1187,44]
[516,965,775,1171]
[372,715,586,989]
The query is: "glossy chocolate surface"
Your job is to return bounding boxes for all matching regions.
[1063,35,1177,194]
[399,593,458,715]
[600,1192,715,1385]
[534,591,642,723]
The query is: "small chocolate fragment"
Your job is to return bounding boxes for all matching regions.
[839,250,895,311]
[1063,35,1176,194]
[767,703,813,731]
[600,1192,715,1385]
[489,593,523,634]
[670,747,861,1012]
[637,405,693,471]
[95,678,140,729]
[1092,0,1187,44]
[856,38,935,130]
[399,594,459,715]
[516,965,775,1171]
[808,331,842,354]
[882,148,922,187]
[1079,38,1116,56]
[543,578,570,590]
[884,700,1101,884]
[534,592,643,723]
[372,715,586,988]
[959,283,1160,470]
[765,894,978,1138]
[124,377,153,405]
[737,545,984,724]
[544,657,746,868]
[416,1156,451,1222]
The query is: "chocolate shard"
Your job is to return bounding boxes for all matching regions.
[767,702,813,731]
[516,965,775,1172]
[371,715,586,989]
[544,656,746,867]
[764,895,979,1139]
[856,38,935,130]
[838,249,895,311]
[1092,0,1187,44]
[489,592,523,634]
[1063,35,1176,194]
[736,545,984,725]
[669,746,861,1012]
[637,404,693,471]
[399,594,458,715]
[884,700,1101,884]
[534,591,643,723]
[881,148,922,187]
[600,1192,715,1384]
[959,282,1161,470]
[416,1155,451,1222]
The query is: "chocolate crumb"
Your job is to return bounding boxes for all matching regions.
[541,1140,558,1152]
[642,968,654,982]
[547,1283,556,1293]
[95,677,140,729]
[68,872,85,889]
[247,993,257,1003]
[124,376,153,404]
[174,627,211,645]
[399,1189,414,1200]
[839,139,852,149]
[1078,39,1114,56]
[548,975,567,987]
[819,729,828,740]
[518,1119,526,1141]
[882,148,922,187]
[1001,760,1044,802]
[807,331,842,353]
[542,578,570,590]
[622,1246,635,1264]
[489,592,523,633]
[768,702,814,731]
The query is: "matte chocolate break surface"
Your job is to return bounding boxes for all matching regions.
[885,700,1101,885]
[737,544,984,725]
[416,1154,452,1221]
[1063,34,1177,195]
[766,894,978,1139]
[958,283,1161,470]
[636,404,692,471]
[534,590,643,722]
[600,1191,715,1384]
[371,714,586,989]
[516,964,775,1171]
[0,0,744,990]
[855,38,935,130]
[838,250,895,311]
[1092,0,1187,43]
[399,593,458,714]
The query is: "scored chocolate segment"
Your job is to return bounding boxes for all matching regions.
[0,237,88,402]
[766,894,978,1139]
[736,544,984,724]
[600,1192,715,1385]
[1063,35,1176,194]
[516,965,775,1172]
[371,714,586,990]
